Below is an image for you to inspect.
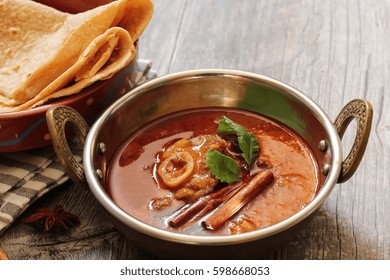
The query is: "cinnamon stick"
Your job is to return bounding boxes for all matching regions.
[169,181,243,228]
[168,197,209,228]
[202,169,274,231]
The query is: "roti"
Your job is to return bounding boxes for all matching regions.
[0,0,153,112]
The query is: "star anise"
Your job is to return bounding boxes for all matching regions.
[23,205,80,233]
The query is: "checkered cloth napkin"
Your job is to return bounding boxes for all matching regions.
[0,59,156,235]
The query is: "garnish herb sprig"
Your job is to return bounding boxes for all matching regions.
[206,116,260,184]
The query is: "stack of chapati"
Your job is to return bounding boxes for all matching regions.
[0,0,153,112]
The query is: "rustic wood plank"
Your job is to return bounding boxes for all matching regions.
[138,0,188,74]
[1,0,389,260]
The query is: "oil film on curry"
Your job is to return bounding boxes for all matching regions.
[107,108,320,235]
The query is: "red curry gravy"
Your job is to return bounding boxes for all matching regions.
[106,108,320,235]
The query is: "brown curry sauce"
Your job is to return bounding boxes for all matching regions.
[106,108,320,235]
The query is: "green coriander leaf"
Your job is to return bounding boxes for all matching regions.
[217,116,244,135]
[238,131,259,166]
[206,149,241,184]
[217,116,259,166]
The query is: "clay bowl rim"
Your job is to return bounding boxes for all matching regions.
[0,79,107,119]
[0,78,110,152]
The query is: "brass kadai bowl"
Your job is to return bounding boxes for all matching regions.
[46,70,372,259]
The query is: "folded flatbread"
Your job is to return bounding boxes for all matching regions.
[0,0,153,112]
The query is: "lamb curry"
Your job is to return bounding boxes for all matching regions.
[106,108,320,235]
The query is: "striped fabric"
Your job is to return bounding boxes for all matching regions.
[0,60,156,234]
[0,146,80,234]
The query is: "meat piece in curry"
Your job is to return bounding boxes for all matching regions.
[157,135,229,202]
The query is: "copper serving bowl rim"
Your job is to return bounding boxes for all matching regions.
[0,80,107,119]
[0,77,117,152]
[82,69,343,246]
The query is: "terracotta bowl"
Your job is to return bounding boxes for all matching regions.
[0,0,137,152]
[47,69,372,259]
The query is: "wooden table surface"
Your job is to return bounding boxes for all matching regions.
[1,0,388,260]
